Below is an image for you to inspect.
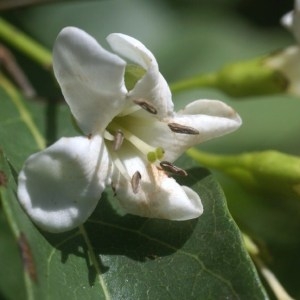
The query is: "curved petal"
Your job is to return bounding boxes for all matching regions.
[281,11,294,30]
[53,27,127,135]
[164,100,241,160]
[107,33,174,119]
[109,144,203,220]
[282,3,300,43]
[123,100,242,162]
[18,136,113,232]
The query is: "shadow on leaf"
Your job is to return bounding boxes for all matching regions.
[43,167,210,286]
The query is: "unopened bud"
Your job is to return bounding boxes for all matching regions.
[187,148,300,198]
[216,57,288,97]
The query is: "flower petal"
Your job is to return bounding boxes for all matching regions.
[107,33,174,119]
[53,27,127,135]
[123,100,242,162]
[165,100,241,160]
[109,145,203,220]
[18,136,112,232]
[281,11,294,30]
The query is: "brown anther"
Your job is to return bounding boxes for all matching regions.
[131,171,142,194]
[87,133,92,139]
[133,98,157,114]
[160,161,188,176]
[113,129,124,151]
[168,123,199,135]
[111,182,117,197]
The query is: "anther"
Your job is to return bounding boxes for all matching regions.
[111,182,117,197]
[133,98,157,114]
[160,161,188,176]
[131,171,142,194]
[168,123,199,135]
[113,129,124,151]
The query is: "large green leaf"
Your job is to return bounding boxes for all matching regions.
[0,77,267,299]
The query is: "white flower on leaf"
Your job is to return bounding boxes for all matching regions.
[18,27,242,233]
[265,0,300,95]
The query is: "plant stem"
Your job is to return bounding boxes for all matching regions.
[0,18,52,68]
[170,72,218,93]
[0,73,46,150]
[186,148,233,170]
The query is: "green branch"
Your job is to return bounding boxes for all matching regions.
[170,72,218,93]
[0,18,52,68]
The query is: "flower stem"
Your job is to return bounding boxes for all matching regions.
[186,148,233,170]
[170,72,218,93]
[243,234,295,300]
[0,73,46,150]
[0,18,52,68]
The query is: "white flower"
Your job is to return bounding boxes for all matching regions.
[281,0,300,42]
[265,0,300,95]
[17,27,242,233]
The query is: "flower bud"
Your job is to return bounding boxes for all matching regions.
[187,149,300,198]
[216,57,288,97]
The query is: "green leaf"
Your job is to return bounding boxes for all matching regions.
[0,79,267,299]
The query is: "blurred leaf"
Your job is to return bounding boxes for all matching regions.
[0,80,268,298]
[0,0,69,11]
[0,209,26,300]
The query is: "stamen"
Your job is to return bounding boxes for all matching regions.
[133,98,157,114]
[110,122,156,156]
[111,182,117,196]
[113,129,124,151]
[103,130,114,141]
[109,150,131,181]
[131,171,142,194]
[160,161,188,176]
[168,123,199,135]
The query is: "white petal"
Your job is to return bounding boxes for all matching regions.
[107,33,174,119]
[281,2,300,44]
[265,46,300,95]
[53,27,127,135]
[281,11,294,30]
[165,100,241,159]
[109,145,202,220]
[124,100,241,162]
[18,136,112,232]
[293,12,300,44]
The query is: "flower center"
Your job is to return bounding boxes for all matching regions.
[104,106,164,163]
[103,101,188,194]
